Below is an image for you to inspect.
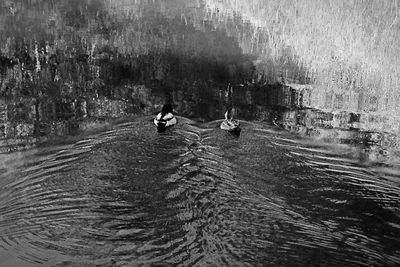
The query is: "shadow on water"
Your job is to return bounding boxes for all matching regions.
[0,116,399,266]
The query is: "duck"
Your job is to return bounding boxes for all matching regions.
[154,104,177,132]
[220,107,241,136]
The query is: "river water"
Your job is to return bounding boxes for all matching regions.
[0,116,399,266]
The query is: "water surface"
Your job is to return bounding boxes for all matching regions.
[0,117,399,266]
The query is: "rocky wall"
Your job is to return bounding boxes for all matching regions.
[0,84,157,152]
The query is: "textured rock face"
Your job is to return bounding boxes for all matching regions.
[1,81,399,152]
[0,0,254,151]
[0,1,399,151]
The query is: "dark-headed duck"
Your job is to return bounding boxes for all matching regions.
[154,104,177,132]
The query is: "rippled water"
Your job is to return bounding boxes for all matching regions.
[0,117,399,266]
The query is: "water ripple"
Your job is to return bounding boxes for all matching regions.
[0,118,399,266]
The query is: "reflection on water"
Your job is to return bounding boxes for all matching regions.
[0,117,399,266]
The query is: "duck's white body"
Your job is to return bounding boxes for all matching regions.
[220,119,239,131]
[154,112,177,131]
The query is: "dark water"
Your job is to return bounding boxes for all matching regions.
[0,117,399,266]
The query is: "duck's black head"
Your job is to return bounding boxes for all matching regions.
[226,107,236,120]
[161,104,173,115]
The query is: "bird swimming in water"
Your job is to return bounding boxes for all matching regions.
[154,104,177,132]
[220,107,241,136]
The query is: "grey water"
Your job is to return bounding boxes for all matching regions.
[0,116,399,266]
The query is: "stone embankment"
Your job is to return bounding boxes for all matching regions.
[1,82,399,154]
[248,83,400,153]
[0,85,161,152]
